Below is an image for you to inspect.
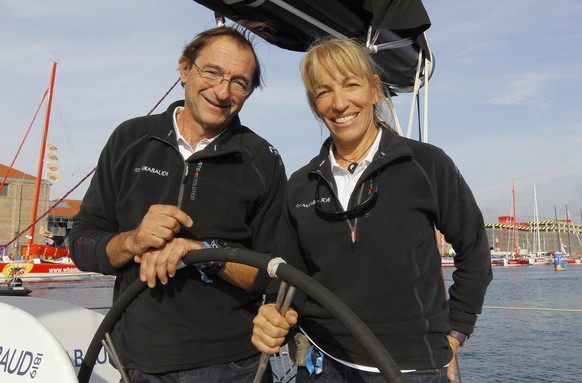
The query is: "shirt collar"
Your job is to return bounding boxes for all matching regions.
[328,128,383,175]
[173,106,226,158]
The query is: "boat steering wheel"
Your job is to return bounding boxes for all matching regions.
[78,248,405,383]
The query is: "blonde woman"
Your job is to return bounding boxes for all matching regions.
[252,38,492,383]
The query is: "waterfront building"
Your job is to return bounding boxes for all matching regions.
[485,216,582,256]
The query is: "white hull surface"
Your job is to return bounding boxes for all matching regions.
[0,296,119,382]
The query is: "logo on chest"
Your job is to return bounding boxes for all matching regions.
[133,165,169,177]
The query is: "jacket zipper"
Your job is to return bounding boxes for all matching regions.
[347,183,367,244]
[177,162,188,208]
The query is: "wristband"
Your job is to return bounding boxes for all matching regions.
[448,330,469,346]
[199,241,225,274]
[203,261,225,275]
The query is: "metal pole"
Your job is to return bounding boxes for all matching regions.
[253,282,296,383]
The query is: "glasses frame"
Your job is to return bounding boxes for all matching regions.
[191,61,251,96]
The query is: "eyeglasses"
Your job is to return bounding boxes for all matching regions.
[315,173,379,220]
[192,62,251,96]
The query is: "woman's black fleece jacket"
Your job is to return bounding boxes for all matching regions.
[269,129,492,371]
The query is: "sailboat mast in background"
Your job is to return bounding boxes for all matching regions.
[512,179,519,257]
[28,61,57,249]
[533,185,542,255]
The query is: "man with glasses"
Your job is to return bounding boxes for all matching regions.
[70,23,286,382]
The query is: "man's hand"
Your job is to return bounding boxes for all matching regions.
[252,303,298,354]
[128,205,193,255]
[106,205,193,269]
[136,237,205,287]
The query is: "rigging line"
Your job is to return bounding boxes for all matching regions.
[3,78,184,248]
[2,169,95,248]
[0,89,49,193]
[54,100,82,174]
[483,305,582,313]
[146,77,180,116]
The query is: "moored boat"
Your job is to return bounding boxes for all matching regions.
[527,255,553,266]
[1,256,96,281]
[490,251,530,266]
[0,265,31,296]
[491,258,505,266]
[503,258,530,267]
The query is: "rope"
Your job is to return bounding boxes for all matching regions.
[3,78,181,248]
[146,77,180,116]
[267,257,287,278]
[2,169,95,248]
[0,89,48,193]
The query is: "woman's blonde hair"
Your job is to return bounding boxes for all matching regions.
[300,37,396,132]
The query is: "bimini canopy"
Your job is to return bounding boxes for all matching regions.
[192,0,433,94]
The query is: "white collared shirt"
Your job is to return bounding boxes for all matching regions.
[328,129,382,210]
[173,106,223,160]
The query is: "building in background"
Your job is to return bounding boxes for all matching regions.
[485,216,582,257]
[0,164,81,259]
[47,199,81,248]
[0,164,50,258]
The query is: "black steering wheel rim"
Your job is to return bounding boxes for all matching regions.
[78,247,405,383]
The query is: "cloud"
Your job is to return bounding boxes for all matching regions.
[485,73,549,108]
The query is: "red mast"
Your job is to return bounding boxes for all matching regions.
[28,62,57,250]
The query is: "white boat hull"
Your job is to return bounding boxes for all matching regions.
[0,296,119,382]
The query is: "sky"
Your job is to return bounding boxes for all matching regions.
[1,0,581,224]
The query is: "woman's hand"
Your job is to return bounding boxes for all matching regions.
[446,335,462,382]
[252,303,298,354]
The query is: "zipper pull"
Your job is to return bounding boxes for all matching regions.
[182,164,189,183]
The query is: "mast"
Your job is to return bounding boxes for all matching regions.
[28,61,57,249]
[533,185,542,255]
[565,205,572,256]
[512,179,519,257]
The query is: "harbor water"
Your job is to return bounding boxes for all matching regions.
[26,265,582,382]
